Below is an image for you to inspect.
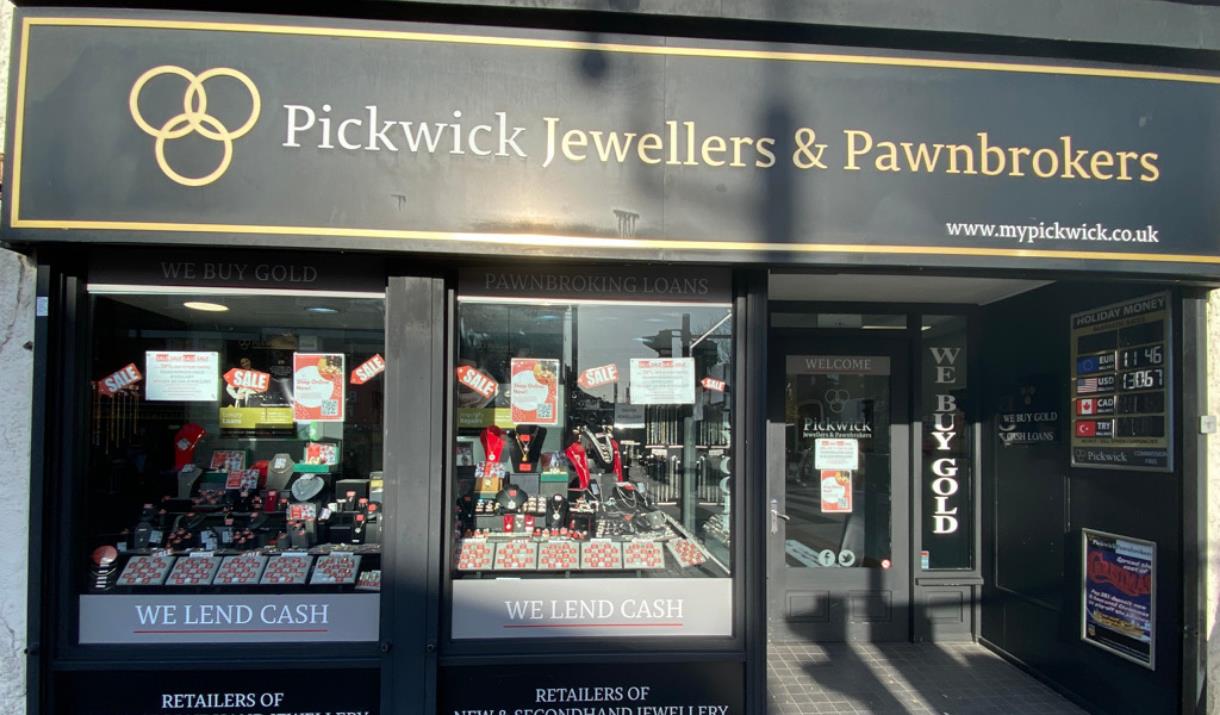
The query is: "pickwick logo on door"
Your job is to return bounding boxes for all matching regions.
[128,65,261,186]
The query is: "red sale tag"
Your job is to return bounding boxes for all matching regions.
[350,354,386,385]
[578,363,619,390]
[701,377,727,392]
[97,363,142,396]
[456,365,498,399]
[223,368,271,393]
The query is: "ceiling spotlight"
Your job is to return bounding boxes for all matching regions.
[183,301,229,312]
[305,306,339,314]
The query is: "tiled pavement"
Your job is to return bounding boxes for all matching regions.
[767,641,1087,714]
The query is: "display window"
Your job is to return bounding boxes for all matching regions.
[449,290,735,638]
[77,291,385,644]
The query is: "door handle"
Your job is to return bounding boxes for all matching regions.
[769,498,790,534]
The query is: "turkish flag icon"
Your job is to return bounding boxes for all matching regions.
[1077,398,1096,416]
[1075,420,1098,437]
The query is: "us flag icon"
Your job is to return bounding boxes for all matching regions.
[1077,377,1099,394]
[1077,398,1096,416]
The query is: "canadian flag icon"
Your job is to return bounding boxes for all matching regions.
[1078,398,1096,416]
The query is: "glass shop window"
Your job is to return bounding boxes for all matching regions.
[79,292,385,644]
[450,295,734,638]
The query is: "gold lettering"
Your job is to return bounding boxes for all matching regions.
[637,133,663,164]
[729,136,753,168]
[901,142,943,172]
[667,120,680,165]
[1059,136,1089,179]
[1115,151,1138,181]
[844,129,872,171]
[755,138,777,168]
[701,136,727,167]
[542,116,560,168]
[874,141,900,172]
[1090,150,1115,180]
[590,131,636,163]
[1139,152,1160,182]
[684,121,698,166]
[979,132,1005,176]
[562,129,588,162]
[1008,146,1032,177]
[946,144,976,175]
[1032,148,1058,178]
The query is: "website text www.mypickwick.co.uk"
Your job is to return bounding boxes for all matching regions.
[946,220,1161,246]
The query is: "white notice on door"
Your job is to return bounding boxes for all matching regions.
[814,438,859,470]
[629,358,695,405]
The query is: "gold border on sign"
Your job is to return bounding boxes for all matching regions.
[11,15,1220,266]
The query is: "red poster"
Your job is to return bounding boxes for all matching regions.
[292,353,345,423]
[350,354,386,385]
[97,363,142,397]
[510,358,560,425]
[701,377,727,393]
[577,363,619,390]
[820,470,853,513]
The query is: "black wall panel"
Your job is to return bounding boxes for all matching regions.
[981,281,1183,715]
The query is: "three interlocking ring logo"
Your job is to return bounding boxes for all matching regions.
[129,65,261,187]
[824,389,850,414]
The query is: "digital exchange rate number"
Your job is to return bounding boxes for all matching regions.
[1120,344,1163,370]
[1119,367,1164,392]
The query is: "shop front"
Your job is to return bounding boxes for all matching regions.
[7,6,1218,715]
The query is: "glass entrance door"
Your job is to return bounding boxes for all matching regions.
[767,340,910,642]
